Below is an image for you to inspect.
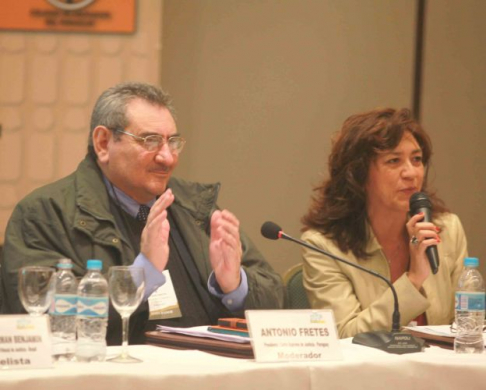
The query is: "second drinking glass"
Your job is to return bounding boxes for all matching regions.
[107,266,145,363]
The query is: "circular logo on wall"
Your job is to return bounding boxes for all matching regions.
[46,0,96,11]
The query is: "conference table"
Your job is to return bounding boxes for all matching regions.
[2,339,486,390]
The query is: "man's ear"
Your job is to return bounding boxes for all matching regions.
[92,126,112,164]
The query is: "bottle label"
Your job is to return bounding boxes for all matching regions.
[455,292,486,311]
[77,297,109,318]
[50,294,77,316]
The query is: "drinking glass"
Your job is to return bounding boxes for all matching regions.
[18,266,55,316]
[107,266,145,363]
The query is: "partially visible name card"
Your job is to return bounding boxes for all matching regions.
[245,309,342,362]
[149,270,182,320]
[0,314,52,369]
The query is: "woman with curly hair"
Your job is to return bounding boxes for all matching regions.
[301,108,467,338]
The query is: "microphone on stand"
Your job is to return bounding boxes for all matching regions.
[261,221,424,354]
[409,192,440,274]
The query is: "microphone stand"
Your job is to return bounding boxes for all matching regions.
[278,231,424,354]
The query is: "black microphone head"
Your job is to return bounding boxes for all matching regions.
[261,221,282,240]
[409,191,431,214]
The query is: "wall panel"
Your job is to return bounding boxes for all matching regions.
[422,0,486,273]
[0,0,163,242]
[162,0,416,275]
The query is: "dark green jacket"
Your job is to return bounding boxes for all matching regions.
[1,154,285,343]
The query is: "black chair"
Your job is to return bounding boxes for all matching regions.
[283,264,310,309]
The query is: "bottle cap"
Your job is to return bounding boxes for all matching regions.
[464,257,479,267]
[57,258,73,269]
[86,259,103,270]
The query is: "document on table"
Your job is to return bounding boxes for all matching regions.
[156,325,251,344]
[403,325,486,346]
[403,325,454,338]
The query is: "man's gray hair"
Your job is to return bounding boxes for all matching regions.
[87,81,176,157]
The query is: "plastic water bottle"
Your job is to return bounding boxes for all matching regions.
[454,257,485,354]
[49,258,78,361]
[76,259,109,362]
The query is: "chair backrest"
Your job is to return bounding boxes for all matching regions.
[283,263,310,309]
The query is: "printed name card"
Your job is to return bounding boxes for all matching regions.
[245,309,342,362]
[0,315,53,369]
[148,270,182,320]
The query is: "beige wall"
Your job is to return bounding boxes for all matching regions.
[0,0,163,242]
[161,0,413,275]
[161,0,486,276]
[422,0,486,274]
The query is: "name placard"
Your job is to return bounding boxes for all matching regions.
[245,309,342,362]
[0,315,53,369]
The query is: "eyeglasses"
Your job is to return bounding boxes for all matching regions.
[115,129,186,153]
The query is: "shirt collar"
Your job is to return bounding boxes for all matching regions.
[102,176,156,218]
[365,222,383,254]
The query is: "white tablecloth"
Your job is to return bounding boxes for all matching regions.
[2,339,486,390]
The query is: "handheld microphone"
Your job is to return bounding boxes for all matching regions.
[409,192,439,274]
[261,221,424,354]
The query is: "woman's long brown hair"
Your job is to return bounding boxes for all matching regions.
[302,108,447,259]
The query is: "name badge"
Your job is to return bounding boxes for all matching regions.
[148,270,182,320]
[0,314,53,369]
[245,309,342,362]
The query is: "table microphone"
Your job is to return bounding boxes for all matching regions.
[409,192,440,274]
[261,221,424,354]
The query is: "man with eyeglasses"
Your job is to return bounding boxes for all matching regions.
[1,81,285,345]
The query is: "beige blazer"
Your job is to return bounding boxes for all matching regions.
[301,213,467,338]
